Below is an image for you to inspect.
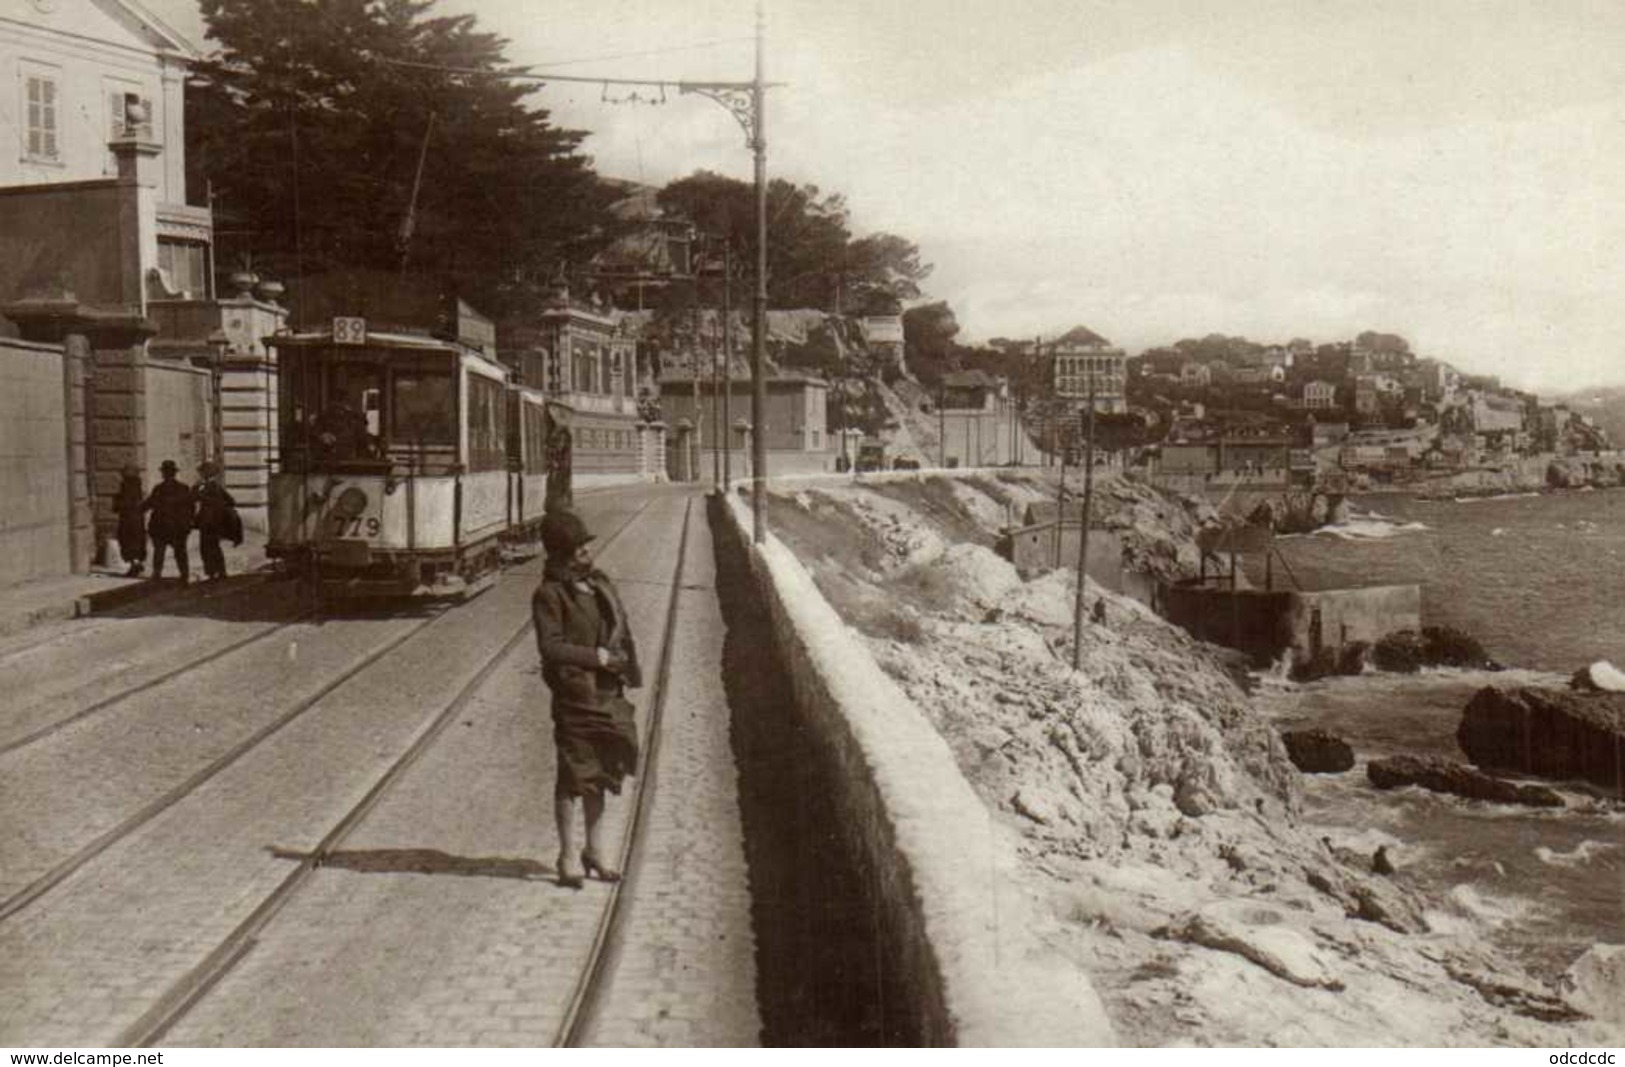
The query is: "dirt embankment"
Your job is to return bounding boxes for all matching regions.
[763,469,1620,1047]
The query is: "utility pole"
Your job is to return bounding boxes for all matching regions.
[750,0,768,544]
[721,242,733,488]
[441,13,780,519]
[1072,372,1098,670]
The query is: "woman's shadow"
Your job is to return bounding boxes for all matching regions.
[269,846,552,881]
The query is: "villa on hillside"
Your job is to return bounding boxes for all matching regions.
[1045,325,1127,413]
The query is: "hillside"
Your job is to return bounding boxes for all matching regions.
[761,469,1620,1047]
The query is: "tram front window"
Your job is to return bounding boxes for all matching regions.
[392,366,454,448]
[315,364,384,461]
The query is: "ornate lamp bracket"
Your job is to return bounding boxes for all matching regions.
[680,83,760,147]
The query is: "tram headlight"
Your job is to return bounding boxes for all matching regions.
[334,486,369,519]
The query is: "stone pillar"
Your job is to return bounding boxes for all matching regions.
[215,287,287,532]
[4,301,156,563]
[637,421,668,483]
[86,337,151,553]
[61,335,93,573]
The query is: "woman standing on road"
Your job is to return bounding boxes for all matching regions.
[531,510,641,889]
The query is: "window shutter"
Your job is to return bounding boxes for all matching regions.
[42,79,57,158]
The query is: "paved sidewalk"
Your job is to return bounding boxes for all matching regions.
[0,538,272,639]
[578,500,761,1046]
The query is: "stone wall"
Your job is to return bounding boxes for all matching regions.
[144,357,215,485]
[717,491,1115,1046]
[0,338,77,584]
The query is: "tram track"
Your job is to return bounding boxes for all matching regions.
[70,497,662,1047]
[0,499,654,930]
[0,611,310,758]
[556,498,693,1047]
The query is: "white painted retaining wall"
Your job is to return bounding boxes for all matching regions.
[720,491,1115,1046]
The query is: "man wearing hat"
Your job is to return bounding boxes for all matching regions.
[193,460,240,581]
[113,463,147,577]
[531,509,642,889]
[142,459,196,583]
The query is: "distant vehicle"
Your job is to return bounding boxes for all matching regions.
[855,441,887,472]
[892,456,921,471]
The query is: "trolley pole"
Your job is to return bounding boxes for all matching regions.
[1071,373,1098,671]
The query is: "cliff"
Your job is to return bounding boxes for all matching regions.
[764,469,1621,1046]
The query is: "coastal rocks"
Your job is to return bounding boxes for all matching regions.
[1560,944,1625,1025]
[1280,729,1355,773]
[1164,900,1344,990]
[1458,687,1625,793]
[1371,627,1493,673]
[1289,641,1367,682]
[1570,661,1625,693]
[1367,754,1564,807]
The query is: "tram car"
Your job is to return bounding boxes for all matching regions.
[266,324,553,597]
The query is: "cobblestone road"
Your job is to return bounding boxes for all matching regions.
[2,485,763,1046]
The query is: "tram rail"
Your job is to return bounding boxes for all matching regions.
[84,496,672,1047]
[0,500,652,929]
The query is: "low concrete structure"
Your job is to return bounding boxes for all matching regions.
[1162,581,1421,667]
[718,490,1115,1046]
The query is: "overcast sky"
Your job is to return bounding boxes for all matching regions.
[152,0,1625,393]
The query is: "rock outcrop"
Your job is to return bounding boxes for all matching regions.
[1570,660,1625,693]
[1280,729,1355,773]
[1458,687,1625,794]
[1367,754,1564,807]
[1372,627,1493,673]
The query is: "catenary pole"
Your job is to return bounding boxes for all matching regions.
[750,0,768,544]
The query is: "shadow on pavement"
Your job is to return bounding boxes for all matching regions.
[269,846,553,881]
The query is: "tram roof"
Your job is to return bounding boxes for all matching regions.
[268,330,497,360]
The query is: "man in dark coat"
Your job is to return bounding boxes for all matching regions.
[143,459,195,583]
[113,464,147,577]
[531,509,641,888]
[193,460,240,581]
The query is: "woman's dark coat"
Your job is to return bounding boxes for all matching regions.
[114,476,146,562]
[532,564,642,796]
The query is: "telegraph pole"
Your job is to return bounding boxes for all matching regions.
[1072,372,1098,670]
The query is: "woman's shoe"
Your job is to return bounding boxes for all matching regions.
[555,853,584,890]
[581,851,621,883]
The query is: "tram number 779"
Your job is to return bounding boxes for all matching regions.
[330,515,382,537]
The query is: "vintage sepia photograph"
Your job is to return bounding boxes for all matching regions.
[0,0,1621,1050]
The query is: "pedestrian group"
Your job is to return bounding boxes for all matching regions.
[114,459,242,584]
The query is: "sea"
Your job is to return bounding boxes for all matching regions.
[1244,487,1624,981]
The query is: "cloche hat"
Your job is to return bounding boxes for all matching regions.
[540,510,595,558]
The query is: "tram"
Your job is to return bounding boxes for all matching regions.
[266,323,555,598]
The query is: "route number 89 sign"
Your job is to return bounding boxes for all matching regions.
[333,317,368,345]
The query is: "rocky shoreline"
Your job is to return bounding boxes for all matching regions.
[764,469,1623,1046]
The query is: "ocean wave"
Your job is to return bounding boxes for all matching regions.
[1454,492,1542,503]
[1445,883,1535,929]
[1315,518,1431,540]
[1535,840,1619,867]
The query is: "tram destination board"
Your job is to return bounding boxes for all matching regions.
[333,316,368,345]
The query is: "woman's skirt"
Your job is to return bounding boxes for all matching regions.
[552,694,639,798]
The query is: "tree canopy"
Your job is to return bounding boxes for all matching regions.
[188,0,618,327]
[655,170,930,312]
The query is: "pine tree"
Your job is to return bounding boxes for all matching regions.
[188,0,618,326]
